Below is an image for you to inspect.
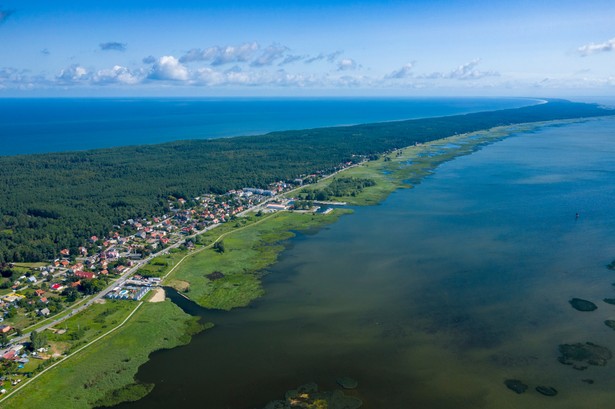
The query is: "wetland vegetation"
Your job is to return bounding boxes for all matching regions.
[2,300,204,409]
[4,104,615,409]
[1,100,612,263]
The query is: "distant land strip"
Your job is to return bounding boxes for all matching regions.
[0,99,613,262]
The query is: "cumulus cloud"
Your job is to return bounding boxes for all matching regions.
[180,42,259,65]
[578,38,615,56]
[56,64,90,84]
[99,42,127,52]
[385,63,415,79]
[337,58,358,71]
[194,67,226,85]
[530,75,615,89]
[142,55,157,64]
[148,56,189,81]
[251,44,288,67]
[449,59,499,79]
[305,50,343,64]
[0,8,14,24]
[333,75,366,87]
[420,59,499,80]
[93,65,142,85]
[190,65,320,88]
[0,67,48,90]
[0,67,25,83]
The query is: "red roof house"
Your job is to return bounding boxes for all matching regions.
[74,271,95,280]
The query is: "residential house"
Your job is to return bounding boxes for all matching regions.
[74,271,95,280]
[50,283,64,292]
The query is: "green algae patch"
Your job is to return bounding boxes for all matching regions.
[336,376,359,389]
[2,301,206,409]
[504,379,528,394]
[558,342,612,370]
[535,386,558,397]
[264,383,362,409]
[604,320,615,331]
[569,298,598,311]
[167,210,351,310]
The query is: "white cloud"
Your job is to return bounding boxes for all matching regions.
[578,38,615,56]
[0,68,45,90]
[251,44,289,67]
[56,65,90,84]
[420,59,499,80]
[191,66,320,88]
[180,42,259,65]
[448,59,498,79]
[0,68,27,88]
[93,65,143,85]
[148,56,189,81]
[385,63,415,79]
[334,75,363,87]
[337,58,358,71]
[194,67,226,85]
[531,75,615,89]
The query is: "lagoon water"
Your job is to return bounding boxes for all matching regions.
[0,97,535,156]
[118,117,615,409]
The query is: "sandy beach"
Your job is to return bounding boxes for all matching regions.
[149,288,166,303]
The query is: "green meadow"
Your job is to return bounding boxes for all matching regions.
[3,300,204,409]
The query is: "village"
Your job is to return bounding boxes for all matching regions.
[0,161,356,391]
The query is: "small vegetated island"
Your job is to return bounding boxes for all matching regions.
[0,99,614,409]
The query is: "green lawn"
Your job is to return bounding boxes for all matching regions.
[2,300,205,409]
[12,262,48,269]
[137,255,173,277]
[46,301,137,350]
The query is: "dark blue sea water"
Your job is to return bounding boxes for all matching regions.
[0,97,538,156]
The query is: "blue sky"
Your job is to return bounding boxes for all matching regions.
[0,0,614,96]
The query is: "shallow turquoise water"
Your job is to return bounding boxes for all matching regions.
[118,117,615,409]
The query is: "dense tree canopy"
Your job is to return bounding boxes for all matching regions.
[0,100,612,262]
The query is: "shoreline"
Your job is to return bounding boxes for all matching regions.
[2,99,613,266]
[158,116,600,312]
[0,97,540,157]
[2,115,612,408]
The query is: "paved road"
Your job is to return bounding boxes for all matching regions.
[10,163,362,344]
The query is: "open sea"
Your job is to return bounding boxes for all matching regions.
[101,111,615,409]
[0,97,538,156]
